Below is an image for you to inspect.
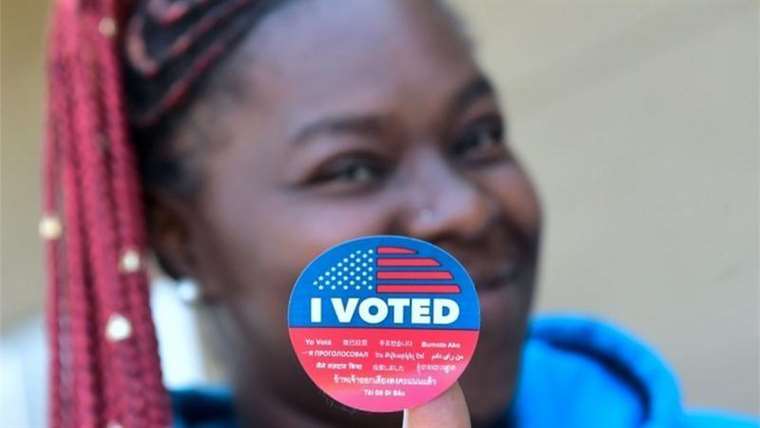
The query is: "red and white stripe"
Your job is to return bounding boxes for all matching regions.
[375,246,460,294]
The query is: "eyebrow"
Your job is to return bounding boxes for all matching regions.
[448,74,495,120]
[289,74,496,146]
[290,114,387,146]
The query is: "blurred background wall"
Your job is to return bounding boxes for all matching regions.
[2,0,758,424]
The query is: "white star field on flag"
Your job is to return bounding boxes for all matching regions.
[313,249,375,291]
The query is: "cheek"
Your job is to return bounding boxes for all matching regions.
[485,164,542,235]
[270,195,396,263]
[201,192,399,359]
[202,182,396,308]
[198,136,405,325]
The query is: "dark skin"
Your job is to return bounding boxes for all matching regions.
[149,1,541,427]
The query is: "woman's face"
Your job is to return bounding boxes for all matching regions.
[159,0,541,425]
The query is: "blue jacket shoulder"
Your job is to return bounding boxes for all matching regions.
[514,314,757,428]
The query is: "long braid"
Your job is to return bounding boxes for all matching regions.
[43,0,288,426]
[95,0,172,423]
[45,0,165,426]
[47,5,101,427]
[61,81,103,428]
[43,11,66,427]
[71,6,157,427]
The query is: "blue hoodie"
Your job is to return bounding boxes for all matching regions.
[171,314,758,427]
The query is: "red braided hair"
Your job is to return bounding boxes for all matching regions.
[43,0,281,426]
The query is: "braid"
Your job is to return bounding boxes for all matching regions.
[123,0,264,127]
[43,0,291,426]
[46,6,103,427]
[126,0,292,200]
[43,12,66,427]
[46,1,156,426]
[95,1,170,423]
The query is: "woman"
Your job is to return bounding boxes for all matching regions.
[42,0,754,427]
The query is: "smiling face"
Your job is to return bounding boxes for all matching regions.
[150,0,541,426]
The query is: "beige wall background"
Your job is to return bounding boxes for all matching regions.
[2,0,758,416]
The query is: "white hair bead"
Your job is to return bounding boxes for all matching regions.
[39,215,63,240]
[119,249,142,273]
[105,314,132,342]
[98,17,117,38]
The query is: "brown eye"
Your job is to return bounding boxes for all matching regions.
[335,163,377,183]
[451,115,509,165]
[309,156,388,190]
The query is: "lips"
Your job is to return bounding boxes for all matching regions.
[453,240,527,292]
[472,261,519,291]
[436,223,539,296]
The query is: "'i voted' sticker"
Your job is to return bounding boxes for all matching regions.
[287,235,480,412]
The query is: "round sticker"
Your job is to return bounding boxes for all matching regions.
[288,235,480,413]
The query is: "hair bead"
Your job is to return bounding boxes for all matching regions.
[106,313,133,342]
[119,248,142,273]
[39,215,63,240]
[99,17,117,38]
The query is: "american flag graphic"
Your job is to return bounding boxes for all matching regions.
[312,245,460,295]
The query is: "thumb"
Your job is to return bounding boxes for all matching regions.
[402,383,471,428]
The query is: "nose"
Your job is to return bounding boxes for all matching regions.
[400,151,495,242]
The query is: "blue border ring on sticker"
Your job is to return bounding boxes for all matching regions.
[288,235,481,412]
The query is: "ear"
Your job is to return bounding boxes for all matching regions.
[145,190,193,279]
[146,187,224,304]
[144,190,220,303]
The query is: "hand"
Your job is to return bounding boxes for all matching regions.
[402,383,471,428]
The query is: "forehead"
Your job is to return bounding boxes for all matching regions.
[219,0,477,124]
